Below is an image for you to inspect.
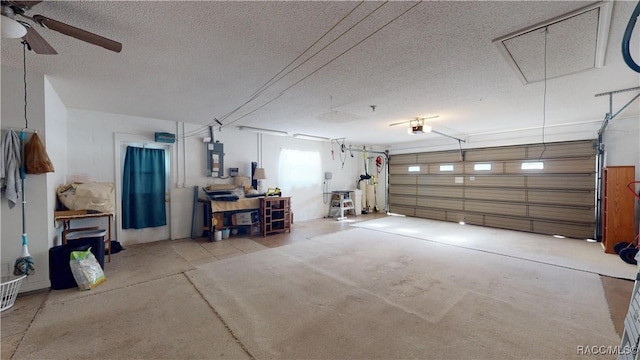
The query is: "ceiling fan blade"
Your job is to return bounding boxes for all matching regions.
[33,14,122,53]
[21,23,57,54]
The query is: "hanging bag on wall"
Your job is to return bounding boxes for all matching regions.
[24,132,54,174]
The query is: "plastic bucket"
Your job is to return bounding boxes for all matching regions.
[222,228,231,239]
[214,230,222,241]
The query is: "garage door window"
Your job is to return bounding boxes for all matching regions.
[474,163,492,171]
[521,161,544,170]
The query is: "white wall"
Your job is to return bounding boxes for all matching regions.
[44,76,68,247]
[603,115,640,179]
[66,109,363,244]
[1,66,52,292]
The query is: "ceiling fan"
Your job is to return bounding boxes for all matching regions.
[1,0,122,54]
[389,115,439,134]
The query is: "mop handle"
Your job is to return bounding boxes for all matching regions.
[19,131,26,235]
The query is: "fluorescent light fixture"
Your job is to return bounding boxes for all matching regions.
[237,126,288,136]
[292,134,330,141]
[408,166,420,172]
[474,163,492,171]
[1,15,27,39]
[440,164,454,172]
[521,161,544,170]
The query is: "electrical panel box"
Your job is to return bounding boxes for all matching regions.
[206,142,224,177]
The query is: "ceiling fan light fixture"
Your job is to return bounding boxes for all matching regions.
[1,14,27,38]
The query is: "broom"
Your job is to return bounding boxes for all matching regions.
[14,130,35,276]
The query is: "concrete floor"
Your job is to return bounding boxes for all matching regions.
[1,212,633,359]
[1,213,386,359]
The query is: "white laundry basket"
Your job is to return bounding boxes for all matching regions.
[1,275,26,312]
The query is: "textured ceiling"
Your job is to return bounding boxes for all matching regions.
[1,1,638,147]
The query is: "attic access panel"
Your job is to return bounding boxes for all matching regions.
[493,2,612,84]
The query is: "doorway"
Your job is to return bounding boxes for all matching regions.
[114,133,172,245]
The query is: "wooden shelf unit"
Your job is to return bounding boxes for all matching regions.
[602,166,636,254]
[261,197,291,237]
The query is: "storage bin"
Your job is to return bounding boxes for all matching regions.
[1,275,26,312]
[50,229,106,290]
[222,228,231,239]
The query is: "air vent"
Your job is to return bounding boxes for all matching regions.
[493,2,612,84]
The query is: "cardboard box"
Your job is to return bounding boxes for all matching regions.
[232,211,258,225]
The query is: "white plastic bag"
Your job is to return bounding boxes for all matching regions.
[69,248,106,290]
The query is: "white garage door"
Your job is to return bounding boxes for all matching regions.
[388,140,596,239]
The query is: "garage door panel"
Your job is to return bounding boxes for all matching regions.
[389,185,417,195]
[428,163,464,174]
[527,141,595,159]
[415,207,447,221]
[528,190,594,206]
[389,175,417,185]
[446,211,483,224]
[465,147,527,162]
[529,205,594,222]
[465,200,527,217]
[532,221,594,239]
[526,174,594,189]
[417,186,463,198]
[391,154,417,165]
[505,158,595,174]
[484,216,531,232]
[417,176,464,186]
[389,140,595,238]
[390,195,418,207]
[465,175,526,188]
[389,205,415,216]
[464,162,504,174]
[465,188,525,202]
[416,197,463,210]
[390,164,426,175]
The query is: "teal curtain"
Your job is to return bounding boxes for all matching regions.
[122,146,166,229]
